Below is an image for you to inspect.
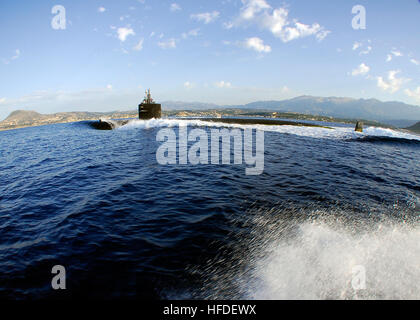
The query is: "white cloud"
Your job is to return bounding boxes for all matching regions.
[384,50,404,62]
[281,86,290,93]
[184,81,195,89]
[133,38,144,51]
[223,22,234,30]
[0,98,6,104]
[377,70,408,93]
[158,38,176,49]
[227,0,330,43]
[352,40,372,55]
[410,58,419,66]
[244,37,271,53]
[241,0,271,19]
[12,49,20,60]
[3,49,20,64]
[170,3,181,12]
[359,46,372,55]
[117,27,135,42]
[182,28,200,39]
[391,50,403,57]
[405,87,420,102]
[190,11,220,24]
[352,63,370,76]
[98,7,106,13]
[352,42,362,51]
[215,81,232,88]
[315,30,331,41]
[280,21,324,42]
[106,84,113,90]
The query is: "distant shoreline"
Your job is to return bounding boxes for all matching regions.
[1,109,419,134]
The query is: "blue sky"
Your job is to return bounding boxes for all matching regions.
[0,0,419,120]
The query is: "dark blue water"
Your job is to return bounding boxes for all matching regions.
[0,119,419,299]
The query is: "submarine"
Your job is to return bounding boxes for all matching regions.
[90,89,362,130]
[138,88,162,120]
[90,89,162,130]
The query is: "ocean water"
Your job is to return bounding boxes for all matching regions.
[0,119,419,300]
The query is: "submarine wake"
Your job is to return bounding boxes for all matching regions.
[114,118,420,142]
[193,204,420,300]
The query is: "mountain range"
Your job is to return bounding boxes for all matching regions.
[2,95,420,130]
[406,122,420,133]
[163,96,420,127]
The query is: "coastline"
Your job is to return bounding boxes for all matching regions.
[1,109,419,135]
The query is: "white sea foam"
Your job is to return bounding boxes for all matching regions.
[196,205,420,300]
[117,118,420,141]
[245,220,420,300]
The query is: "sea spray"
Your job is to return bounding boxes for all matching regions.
[117,118,420,142]
[191,203,420,300]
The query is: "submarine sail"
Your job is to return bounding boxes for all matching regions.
[138,89,161,119]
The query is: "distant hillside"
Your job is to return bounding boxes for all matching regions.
[161,101,219,110]
[406,122,420,133]
[159,96,420,127]
[1,108,396,132]
[0,110,137,131]
[3,96,420,130]
[2,95,420,131]
[234,96,420,126]
[5,110,45,123]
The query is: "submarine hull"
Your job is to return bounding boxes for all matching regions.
[90,119,129,130]
[139,103,161,120]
